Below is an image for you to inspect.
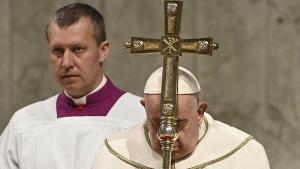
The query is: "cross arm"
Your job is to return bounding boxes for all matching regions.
[125,37,161,54]
[181,38,219,55]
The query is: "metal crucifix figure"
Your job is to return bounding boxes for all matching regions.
[125,1,219,168]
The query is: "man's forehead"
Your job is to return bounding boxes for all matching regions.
[48,18,94,45]
[50,17,90,30]
[146,95,196,119]
[51,16,92,27]
[146,94,196,105]
[149,114,190,122]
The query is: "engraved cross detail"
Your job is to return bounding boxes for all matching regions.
[162,37,179,54]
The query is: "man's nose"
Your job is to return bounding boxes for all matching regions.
[62,50,74,69]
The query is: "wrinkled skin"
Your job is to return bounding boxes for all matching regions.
[141,94,208,161]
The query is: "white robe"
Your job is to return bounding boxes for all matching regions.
[0,93,145,169]
[93,113,270,169]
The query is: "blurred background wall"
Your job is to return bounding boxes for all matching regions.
[0,0,299,168]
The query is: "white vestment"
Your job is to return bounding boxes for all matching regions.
[0,93,145,169]
[93,113,270,169]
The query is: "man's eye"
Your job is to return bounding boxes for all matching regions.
[73,48,84,53]
[177,121,186,130]
[150,120,160,129]
[52,48,64,56]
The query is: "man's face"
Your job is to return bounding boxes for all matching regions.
[142,94,207,161]
[47,17,109,98]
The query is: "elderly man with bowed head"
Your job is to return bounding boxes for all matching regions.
[93,67,270,169]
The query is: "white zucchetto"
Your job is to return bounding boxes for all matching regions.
[144,66,200,94]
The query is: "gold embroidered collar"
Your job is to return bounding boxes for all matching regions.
[104,116,253,169]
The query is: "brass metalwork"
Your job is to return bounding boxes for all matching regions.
[126,37,161,53]
[124,0,219,168]
[181,38,219,55]
[162,103,174,115]
[164,1,182,35]
[161,36,181,55]
[167,3,178,14]
[168,16,176,33]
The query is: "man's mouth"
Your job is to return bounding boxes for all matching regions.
[62,74,78,78]
[61,75,79,80]
[172,145,180,152]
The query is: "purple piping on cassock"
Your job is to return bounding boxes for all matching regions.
[56,78,125,118]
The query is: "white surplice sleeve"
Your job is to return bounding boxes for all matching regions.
[0,116,19,169]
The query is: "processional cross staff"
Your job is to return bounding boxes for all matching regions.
[125,0,219,168]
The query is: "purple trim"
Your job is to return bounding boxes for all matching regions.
[56,78,125,118]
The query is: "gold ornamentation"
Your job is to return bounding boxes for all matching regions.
[104,118,254,169]
[124,41,131,49]
[163,103,174,115]
[105,139,154,169]
[129,38,161,53]
[180,38,218,55]
[167,3,178,14]
[133,40,144,49]
[211,42,219,50]
[144,41,160,50]
[124,0,219,168]
[198,41,209,52]
[187,136,254,169]
[163,37,178,54]
[181,42,197,51]
[168,16,176,33]
[163,57,177,101]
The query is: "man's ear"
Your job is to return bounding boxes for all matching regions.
[98,40,110,63]
[197,102,208,116]
[140,98,148,118]
[140,98,146,108]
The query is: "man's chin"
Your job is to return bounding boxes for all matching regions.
[64,86,84,98]
[155,147,189,161]
[171,151,182,160]
[171,151,190,161]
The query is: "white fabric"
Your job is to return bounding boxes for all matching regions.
[93,113,270,169]
[144,66,200,94]
[64,75,107,105]
[0,92,145,169]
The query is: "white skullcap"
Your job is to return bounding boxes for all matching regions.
[144,66,201,94]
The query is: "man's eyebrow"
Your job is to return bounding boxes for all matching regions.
[70,42,87,47]
[176,119,188,123]
[149,117,160,121]
[154,118,161,122]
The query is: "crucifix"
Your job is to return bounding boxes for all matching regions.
[125,1,218,168]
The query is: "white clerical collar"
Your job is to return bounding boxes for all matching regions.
[64,75,107,105]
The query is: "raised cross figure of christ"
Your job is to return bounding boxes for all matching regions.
[125,1,219,169]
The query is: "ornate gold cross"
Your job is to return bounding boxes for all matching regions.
[125,1,218,169]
